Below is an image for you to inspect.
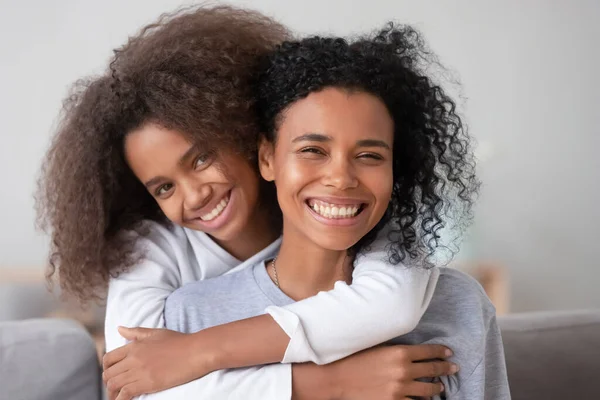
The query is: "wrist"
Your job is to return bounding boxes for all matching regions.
[188,330,221,375]
[325,362,343,400]
[186,314,290,373]
[292,363,340,400]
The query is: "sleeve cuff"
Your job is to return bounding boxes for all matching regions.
[266,306,321,364]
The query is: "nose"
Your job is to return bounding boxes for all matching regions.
[182,180,212,211]
[323,156,358,190]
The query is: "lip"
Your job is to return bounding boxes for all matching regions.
[305,198,369,227]
[186,189,235,230]
[305,196,369,205]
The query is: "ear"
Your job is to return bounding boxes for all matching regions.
[258,135,275,182]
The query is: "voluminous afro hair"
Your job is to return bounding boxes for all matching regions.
[256,25,479,266]
[36,6,290,301]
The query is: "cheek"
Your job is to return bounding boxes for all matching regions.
[275,157,315,186]
[156,198,182,224]
[219,159,262,210]
[367,166,394,206]
[274,159,315,202]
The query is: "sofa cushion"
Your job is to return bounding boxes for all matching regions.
[0,318,101,400]
[499,310,600,400]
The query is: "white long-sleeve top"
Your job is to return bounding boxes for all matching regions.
[105,220,439,399]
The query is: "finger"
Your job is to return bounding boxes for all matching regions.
[404,344,452,361]
[107,388,119,400]
[106,371,137,395]
[409,360,459,379]
[102,358,131,383]
[115,381,143,400]
[405,380,445,398]
[118,326,156,341]
[103,346,128,371]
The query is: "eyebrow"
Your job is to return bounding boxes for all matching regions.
[177,144,201,167]
[143,144,199,188]
[356,139,391,150]
[144,176,165,189]
[291,133,391,150]
[291,133,332,143]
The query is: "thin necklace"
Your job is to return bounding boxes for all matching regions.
[271,257,280,288]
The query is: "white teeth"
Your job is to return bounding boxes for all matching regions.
[200,196,230,221]
[308,200,362,219]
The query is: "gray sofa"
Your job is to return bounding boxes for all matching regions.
[0,319,102,400]
[1,310,599,400]
[501,310,600,400]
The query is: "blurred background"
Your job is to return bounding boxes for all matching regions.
[1,0,598,334]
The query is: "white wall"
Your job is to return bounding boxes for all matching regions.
[1,0,598,312]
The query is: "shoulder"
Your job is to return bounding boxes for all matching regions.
[421,267,497,350]
[108,220,190,283]
[125,220,201,270]
[437,267,485,292]
[166,265,255,309]
[436,267,494,309]
[430,267,496,322]
[164,264,263,331]
[128,220,188,255]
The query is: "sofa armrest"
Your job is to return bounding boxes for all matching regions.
[0,318,102,400]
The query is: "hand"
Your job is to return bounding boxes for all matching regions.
[103,327,214,400]
[330,344,458,400]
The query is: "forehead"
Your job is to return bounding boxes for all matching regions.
[277,87,394,141]
[124,124,193,177]
[125,123,192,153]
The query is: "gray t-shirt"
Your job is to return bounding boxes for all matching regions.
[165,263,510,399]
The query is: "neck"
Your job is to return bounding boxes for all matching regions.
[213,207,280,261]
[273,222,353,301]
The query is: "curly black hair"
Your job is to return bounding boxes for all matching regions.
[256,25,479,266]
[36,5,290,301]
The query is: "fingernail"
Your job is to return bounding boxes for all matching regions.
[451,363,460,373]
[445,348,453,357]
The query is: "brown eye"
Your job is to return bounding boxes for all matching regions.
[155,183,173,196]
[358,152,384,160]
[194,154,210,169]
[299,147,325,155]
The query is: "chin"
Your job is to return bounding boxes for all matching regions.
[210,223,244,243]
[313,235,360,252]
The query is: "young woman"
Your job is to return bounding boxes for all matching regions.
[37,6,465,400]
[161,27,508,399]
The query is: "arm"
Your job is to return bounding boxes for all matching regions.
[185,224,439,368]
[213,223,439,365]
[446,315,510,399]
[109,345,455,400]
[104,225,441,396]
[104,234,295,400]
[129,365,293,400]
[271,250,439,364]
[104,236,181,352]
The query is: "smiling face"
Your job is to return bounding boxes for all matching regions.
[124,123,262,244]
[259,87,394,251]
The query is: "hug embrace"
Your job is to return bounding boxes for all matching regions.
[37,5,509,400]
